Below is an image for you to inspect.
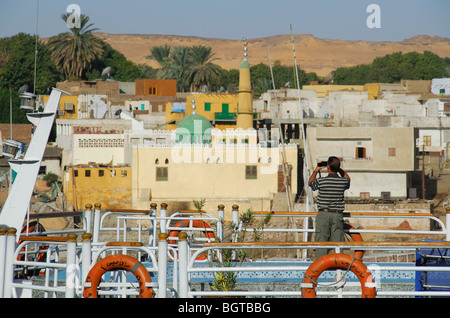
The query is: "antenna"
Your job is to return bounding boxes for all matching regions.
[267,44,293,213]
[101,66,112,78]
[290,24,314,214]
[33,0,39,95]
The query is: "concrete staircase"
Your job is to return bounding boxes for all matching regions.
[271,192,291,212]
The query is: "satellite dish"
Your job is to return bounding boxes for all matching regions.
[18,84,29,94]
[101,66,112,78]
[284,82,291,88]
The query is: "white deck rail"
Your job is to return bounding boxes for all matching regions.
[0,203,450,298]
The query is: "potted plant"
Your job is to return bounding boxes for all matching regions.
[209,208,272,292]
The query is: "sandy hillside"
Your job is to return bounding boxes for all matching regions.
[95,33,450,77]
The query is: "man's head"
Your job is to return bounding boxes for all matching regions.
[327,156,340,173]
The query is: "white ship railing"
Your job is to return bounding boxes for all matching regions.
[178,239,450,298]
[1,203,450,298]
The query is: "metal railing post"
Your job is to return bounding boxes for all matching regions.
[65,233,78,298]
[0,227,7,298]
[92,203,102,243]
[446,207,450,241]
[178,232,189,298]
[232,204,239,242]
[217,204,224,242]
[84,204,92,234]
[81,233,92,284]
[3,228,17,298]
[160,203,167,234]
[158,233,168,298]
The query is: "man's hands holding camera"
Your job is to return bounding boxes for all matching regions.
[316,161,327,171]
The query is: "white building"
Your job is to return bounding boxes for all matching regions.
[431,78,450,95]
[307,126,416,199]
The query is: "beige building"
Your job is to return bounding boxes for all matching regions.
[130,140,298,214]
[307,126,416,199]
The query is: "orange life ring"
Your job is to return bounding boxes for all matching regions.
[168,219,215,244]
[18,221,48,262]
[84,254,153,298]
[168,219,215,261]
[344,223,364,259]
[302,253,376,298]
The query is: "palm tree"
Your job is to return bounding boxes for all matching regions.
[170,46,194,92]
[188,46,221,92]
[146,44,171,78]
[48,14,103,79]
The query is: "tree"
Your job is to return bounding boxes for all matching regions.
[85,42,156,81]
[47,14,103,79]
[0,33,61,124]
[146,45,224,92]
[334,51,448,84]
[146,44,172,78]
[166,46,193,92]
[188,46,221,92]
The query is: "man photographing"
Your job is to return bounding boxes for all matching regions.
[308,156,350,258]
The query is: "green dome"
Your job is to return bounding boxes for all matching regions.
[176,113,213,144]
[240,59,249,69]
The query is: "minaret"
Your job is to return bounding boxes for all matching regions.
[236,40,253,130]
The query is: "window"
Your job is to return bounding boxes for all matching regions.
[241,138,249,144]
[85,170,91,177]
[156,167,168,181]
[99,170,104,177]
[444,103,450,116]
[205,102,211,111]
[222,103,229,113]
[121,170,127,177]
[149,87,157,95]
[245,165,257,179]
[355,147,366,159]
[423,136,431,146]
[74,170,78,177]
[388,147,396,157]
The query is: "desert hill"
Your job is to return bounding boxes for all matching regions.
[95,33,450,77]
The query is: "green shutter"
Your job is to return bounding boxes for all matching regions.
[222,103,229,113]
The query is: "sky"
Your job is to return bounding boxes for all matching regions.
[0,0,449,42]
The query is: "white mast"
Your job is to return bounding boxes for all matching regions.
[0,88,67,240]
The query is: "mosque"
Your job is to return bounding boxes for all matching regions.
[62,42,300,217]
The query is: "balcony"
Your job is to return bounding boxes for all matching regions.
[214,112,236,120]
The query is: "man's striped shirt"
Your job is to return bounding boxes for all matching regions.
[309,173,350,211]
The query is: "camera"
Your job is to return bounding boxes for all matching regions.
[318,161,328,167]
